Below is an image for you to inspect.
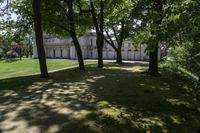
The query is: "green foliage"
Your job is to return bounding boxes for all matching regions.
[163,41,200,85]
[130,28,150,46]
[104,0,137,50]
[1,0,33,42]
[160,0,200,83]
[42,0,92,38]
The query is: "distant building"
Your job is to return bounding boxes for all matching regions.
[32,32,164,61]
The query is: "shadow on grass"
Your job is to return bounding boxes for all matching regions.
[0,63,200,133]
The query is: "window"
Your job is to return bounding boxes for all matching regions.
[90,39,93,46]
[53,49,56,57]
[60,49,63,57]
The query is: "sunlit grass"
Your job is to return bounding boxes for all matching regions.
[0,58,93,79]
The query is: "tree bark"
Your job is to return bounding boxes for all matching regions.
[32,0,49,78]
[97,38,103,67]
[148,0,163,77]
[116,48,122,63]
[99,0,104,67]
[148,45,160,76]
[105,30,123,64]
[18,47,22,60]
[67,0,85,71]
[116,20,124,64]
[90,0,104,68]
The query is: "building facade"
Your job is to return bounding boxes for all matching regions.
[32,32,163,61]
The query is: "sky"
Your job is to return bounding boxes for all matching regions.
[0,0,17,21]
[0,1,18,35]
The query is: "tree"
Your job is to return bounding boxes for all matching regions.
[146,0,164,76]
[104,19,125,63]
[90,0,104,68]
[32,0,49,78]
[165,0,200,82]
[104,0,135,63]
[0,39,10,58]
[67,0,85,71]
[42,0,89,71]
[14,42,23,60]
[1,0,49,77]
[131,0,167,76]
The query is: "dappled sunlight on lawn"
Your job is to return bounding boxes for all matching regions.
[0,63,200,133]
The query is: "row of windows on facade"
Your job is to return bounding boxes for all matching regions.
[44,38,66,43]
[30,37,56,43]
[47,47,143,57]
[90,39,140,49]
[42,37,136,49]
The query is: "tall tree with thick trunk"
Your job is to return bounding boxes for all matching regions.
[148,45,159,76]
[41,0,87,71]
[148,0,163,77]
[32,0,49,78]
[90,0,104,68]
[67,0,85,71]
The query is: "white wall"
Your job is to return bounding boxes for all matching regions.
[33,46,38,58]
[33,33,164,61]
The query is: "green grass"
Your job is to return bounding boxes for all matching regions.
[0,62,200,133]
[0,58,91,79]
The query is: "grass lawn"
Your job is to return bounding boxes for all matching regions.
[0,58,92,79]
[0,62,200,133]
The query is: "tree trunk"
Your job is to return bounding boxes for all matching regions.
[198,76,200,82]
[19,48,22,60]
[148,0,163,77]
[32,0,49,78]
[97,38,103,67]
[148,44,160,76]
[70,32,85,71]
[90,0,104,68]
[113,19,124,64]
[67,0,85,71]
[116,48,122,63]
[99,0,104,68]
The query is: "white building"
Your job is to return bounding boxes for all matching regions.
[32,32,163,61]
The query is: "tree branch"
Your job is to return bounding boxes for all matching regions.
[112,26,120,44]
[90,0,100,35]
[49,20,69,32]
[119,19,125,46]
[79,5,91,15]
[105,30,117,50]
[54,2,68,17]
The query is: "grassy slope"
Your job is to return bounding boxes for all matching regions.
[0,59,87,79]
[0,63,200,133]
